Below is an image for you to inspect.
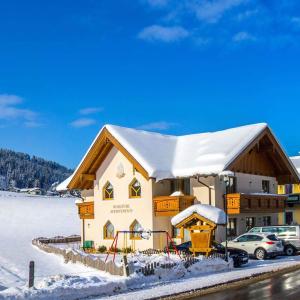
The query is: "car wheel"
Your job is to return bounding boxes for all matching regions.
[233,260,241,268]
[285,245,295,256]
[255,248,266,260]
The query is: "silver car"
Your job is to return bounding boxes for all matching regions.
[225,233,284,260]
[248,225,300,256]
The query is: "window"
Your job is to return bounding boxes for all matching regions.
[249,227,261,233]
[236,235,249,242]
[227,177,237,194]
[227,218,237,237]
[285,212,294,225]
[246,217,255,232]
[103,181,114,200]
[263,216,271,226]
[170,179,190,195]
[237,234,262,242]
[130,220,142,239]
[129,178,141,198]
[285,184,293,194]
[262,227,277,233]
[103,221,114,239]
[248,235,263,242]
[172,226,182,238]
[294,184,300,194]
[262,180,270,193]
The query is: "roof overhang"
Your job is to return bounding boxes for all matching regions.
[68,127,149,190]
[226,127,300,185]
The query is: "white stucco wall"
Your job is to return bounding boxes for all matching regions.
[82,146,154,250]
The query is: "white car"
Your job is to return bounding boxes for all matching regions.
[225,233,284,260]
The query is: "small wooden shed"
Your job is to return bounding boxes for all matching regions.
[171,204,227,256]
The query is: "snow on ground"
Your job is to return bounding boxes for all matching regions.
[100,256,300,300]
[0,253,232,300]
[1,191,300,300]
[0,191,97,291]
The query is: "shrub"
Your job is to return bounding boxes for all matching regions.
[98,245,107,253]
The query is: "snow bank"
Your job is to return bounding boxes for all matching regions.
[0,254,231,300]
[0,192,90,291]
[171,204,227,226]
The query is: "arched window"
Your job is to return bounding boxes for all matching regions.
[129,178,141,198]
[103,181,114,200]
[130,219,142,240]
[103,221,114,239]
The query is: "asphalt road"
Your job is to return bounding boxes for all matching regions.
[190,268,300,300]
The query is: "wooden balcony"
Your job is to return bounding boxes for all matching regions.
[154,195,195,217]
[76,201,94,219]
[227,193,286,215]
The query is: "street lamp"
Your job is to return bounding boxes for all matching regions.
[220,172,231,262]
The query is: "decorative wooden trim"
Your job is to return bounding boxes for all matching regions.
[68,127,149,190]
[81,174,96,181]
[227,193,287,214]
[226,127,300,184]
[76,201,94,219]
[154,195,195,217]
[174,212,217,229]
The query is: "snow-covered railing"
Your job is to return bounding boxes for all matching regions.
[32,236,125,276]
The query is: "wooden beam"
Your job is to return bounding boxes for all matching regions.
[81,174,96,181]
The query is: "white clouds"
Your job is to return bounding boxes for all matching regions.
[233,31,256,42]
[0,94,39,127]
[79,107,103,115]
[70,106,103,128]
[70,118,96,128]
[187,0,245,23]
[137,121,177,131]
[138,25,189,42]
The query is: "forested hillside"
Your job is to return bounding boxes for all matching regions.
[0,149,72,190]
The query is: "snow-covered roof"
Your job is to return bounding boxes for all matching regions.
[56,175,73,192]
[68,122,300,189]
[290,156,300,174]
[104,123,268,180]
[171,204,227,226]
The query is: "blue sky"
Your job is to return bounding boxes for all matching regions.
[0,0,300,169]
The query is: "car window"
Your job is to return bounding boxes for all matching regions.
[278,227,296,236]
[262,227,277,233]
[267,234,279,241]
[236,235,249,242]
[247,235,264,242]
[249,228,261,233]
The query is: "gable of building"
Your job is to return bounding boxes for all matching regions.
[68,123,300,190]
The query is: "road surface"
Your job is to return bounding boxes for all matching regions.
[191,268,300,300]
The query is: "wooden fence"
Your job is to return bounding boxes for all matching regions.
[32,236,124,276]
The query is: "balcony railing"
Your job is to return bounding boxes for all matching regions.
[227,193,286,214]
[76,201,94,219]
[153,195,195,217]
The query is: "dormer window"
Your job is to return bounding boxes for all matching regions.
[129,178,141,198]
[103,181,114,200]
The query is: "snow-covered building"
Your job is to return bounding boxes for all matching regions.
[66,123,299,250]
[278,155,300,225]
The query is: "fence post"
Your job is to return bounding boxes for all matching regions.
[29,261,35,288]
[122,255,130,277]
